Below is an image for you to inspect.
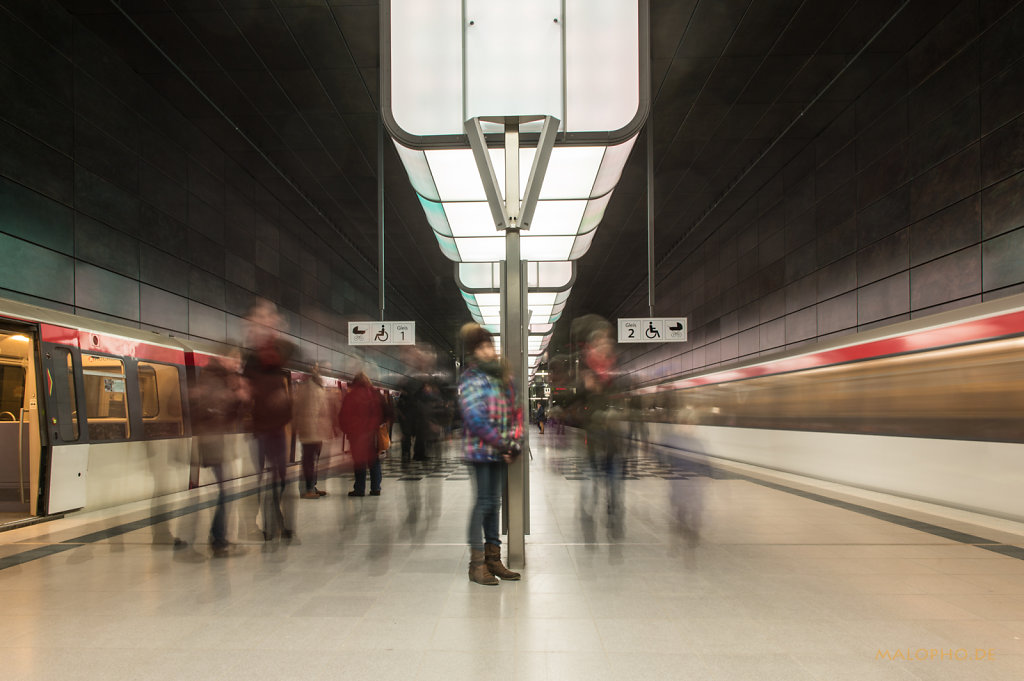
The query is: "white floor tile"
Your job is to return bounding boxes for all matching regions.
[1,439,1023,679]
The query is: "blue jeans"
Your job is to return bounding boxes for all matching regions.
[468,461,504,551]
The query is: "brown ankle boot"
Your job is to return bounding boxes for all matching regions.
[484,544,521,580]
[469,548,498,585]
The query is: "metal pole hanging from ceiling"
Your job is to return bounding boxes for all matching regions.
[647,4,655,320]
[378,117,386,321]
[647,119,655,319]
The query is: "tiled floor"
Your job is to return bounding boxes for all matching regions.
[1,431,1023,680]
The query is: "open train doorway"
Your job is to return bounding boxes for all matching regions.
[0,322,42,527]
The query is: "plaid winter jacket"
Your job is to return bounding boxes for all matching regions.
[458,364,520,463]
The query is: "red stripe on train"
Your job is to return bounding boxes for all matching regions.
[40,324,78,345]
[660,309,1024,391]
[42,324,185,364]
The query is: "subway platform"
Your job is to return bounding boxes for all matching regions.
[1,431,1023,681]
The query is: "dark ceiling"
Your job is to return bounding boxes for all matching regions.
[58,0,958,355]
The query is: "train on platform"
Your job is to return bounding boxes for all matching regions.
[620,293,1024,524]
[5,287,1024,529]
[0,295,372,527]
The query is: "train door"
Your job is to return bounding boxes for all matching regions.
[0,322,43,525]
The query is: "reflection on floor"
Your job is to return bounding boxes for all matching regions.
[1,431,1023,681]
[0,511,29,527]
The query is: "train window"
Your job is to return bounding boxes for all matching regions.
[52,349,79,441]
[0,364,26,417]
[82,354,129,441]
[137,361,184,438]
[138,365,159,418]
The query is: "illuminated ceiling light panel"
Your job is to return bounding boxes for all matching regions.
[478,321,554,359]
[383,0,649,332]
[464,290,571,327]
[456,237,506,263]
[387,0,645,138]
[400,139,637,262]
[457,261,576,291]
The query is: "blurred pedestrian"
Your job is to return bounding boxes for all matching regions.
[572,315,626,537]
[339,372,384,497]
[294,364,332,499]
[414,380,443,460]
[551,404,565,436]
[536,401,547,434]
[188,354,247,556]
[396,383,416,463]
[243,299,295,541]
[458,323,522,585]
[397,347,443,462]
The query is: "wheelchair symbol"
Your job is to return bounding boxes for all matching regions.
[645,321,660,339]
[374,325,389,342]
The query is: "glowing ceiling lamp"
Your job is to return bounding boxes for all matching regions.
[382,0,648,383]
[394,139,635,262]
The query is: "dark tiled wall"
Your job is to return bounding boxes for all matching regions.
[621,0,1024,386]
[0,2,401,380]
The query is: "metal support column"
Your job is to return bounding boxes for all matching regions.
[501,119,527,568]
[466,114,557,570]
[502,237,527,568]
[520,259,530,539]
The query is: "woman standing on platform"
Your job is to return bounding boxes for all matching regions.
[457,323,522,585]
[294,365,332,498]
[339,372,384,497]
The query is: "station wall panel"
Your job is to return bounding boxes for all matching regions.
[619,0,1024,388]
[0,0,419,385]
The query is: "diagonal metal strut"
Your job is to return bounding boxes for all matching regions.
[464,115,559,232]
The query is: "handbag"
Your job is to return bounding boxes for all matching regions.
[376,423,391,453]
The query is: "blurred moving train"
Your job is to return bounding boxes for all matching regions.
[0,295,355,527]
[625,293,1024,524]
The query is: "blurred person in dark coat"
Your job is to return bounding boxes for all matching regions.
[294,365,332,499]
[187,354,247,556]
[339,372,385,497]
[396,383,416,463]
[243,299,295,540]
[397,347,443,462]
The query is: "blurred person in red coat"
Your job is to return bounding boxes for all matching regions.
[339,372,385,497]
